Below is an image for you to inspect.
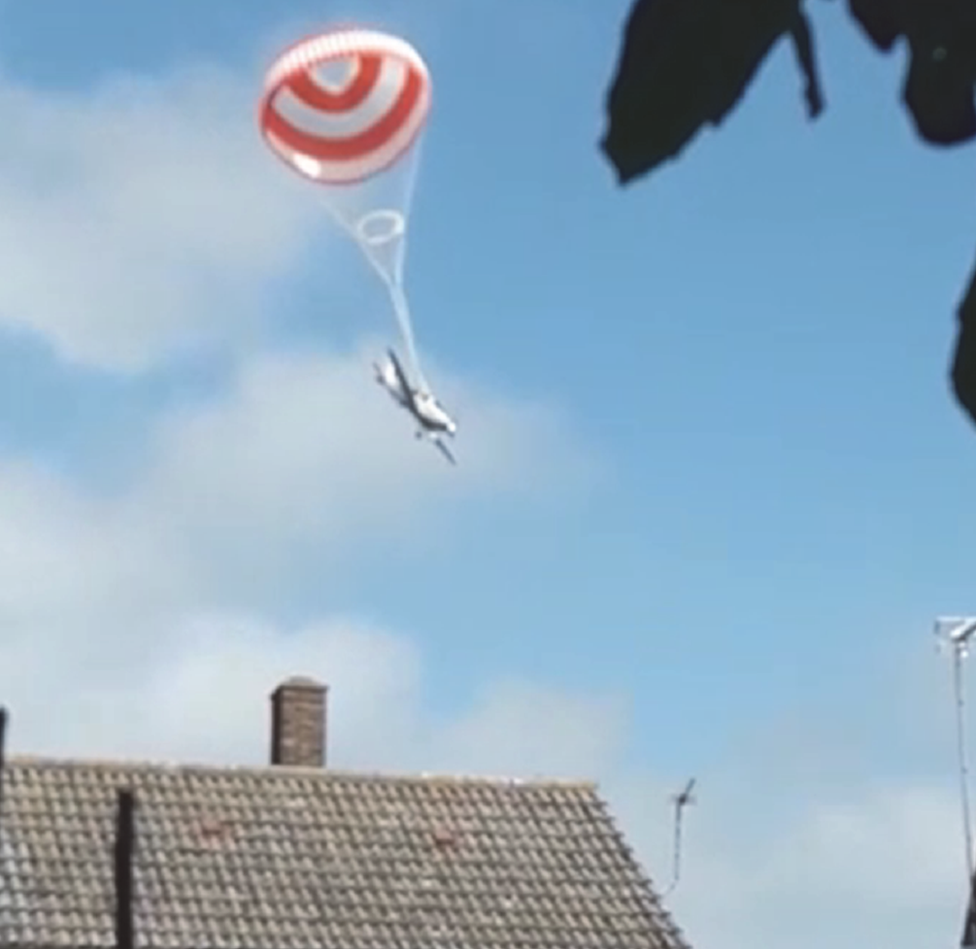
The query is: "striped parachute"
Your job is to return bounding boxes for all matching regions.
[259,27,433,387]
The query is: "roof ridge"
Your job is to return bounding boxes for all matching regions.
[4,754,599,789]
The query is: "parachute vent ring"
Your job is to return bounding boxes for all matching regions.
[356,209,405,246]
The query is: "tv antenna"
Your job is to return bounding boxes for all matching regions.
[934,617,976,947]
[662,777,696,898]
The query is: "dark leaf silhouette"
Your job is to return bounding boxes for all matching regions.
[848,0,976,146]
[951,260,976,429]
[600,0,976,437]
[600,0,824,185]
[847,0,901,51]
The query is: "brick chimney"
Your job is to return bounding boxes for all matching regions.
[270,676,327,768]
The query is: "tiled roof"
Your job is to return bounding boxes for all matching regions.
[0,756,691,949]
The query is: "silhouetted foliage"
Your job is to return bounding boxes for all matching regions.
[849,0,976,145]
[600,0,976,433]
[600,0,823,184]
[952,269,976,434]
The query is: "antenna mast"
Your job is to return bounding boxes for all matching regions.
[934,617,976,947]
[662,777,696,898]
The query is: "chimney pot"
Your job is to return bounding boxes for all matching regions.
[270,676,327,768]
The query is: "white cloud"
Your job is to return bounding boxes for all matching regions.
[0,336,590,712]
[16,614,424,768]
[138,342,587,550]
[756,785,962,905]
[655,780,966,949]
[0,64,319,370]
[433,676,629,777]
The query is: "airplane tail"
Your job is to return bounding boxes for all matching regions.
[434,437,457,465]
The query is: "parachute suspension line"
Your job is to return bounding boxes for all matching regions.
[385,279,428,392]
[367,138,427,387]
[954,645,975,881]
[317,140,428,389]
[393,133,424,243]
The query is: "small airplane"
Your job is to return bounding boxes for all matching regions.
[373,347,458,465]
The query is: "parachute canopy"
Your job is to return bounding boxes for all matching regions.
[258,28,432,185]
[258,26,434,391]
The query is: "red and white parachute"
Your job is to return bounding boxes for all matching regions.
[259,27,433,387]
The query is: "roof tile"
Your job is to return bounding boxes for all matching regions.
[0,757,690,949]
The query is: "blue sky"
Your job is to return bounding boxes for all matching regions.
[0,1,974,946]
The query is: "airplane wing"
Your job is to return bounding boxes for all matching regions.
[432,437,457,466]
[386,348,420,415]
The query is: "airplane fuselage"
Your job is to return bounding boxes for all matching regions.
[374,355,457,437]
